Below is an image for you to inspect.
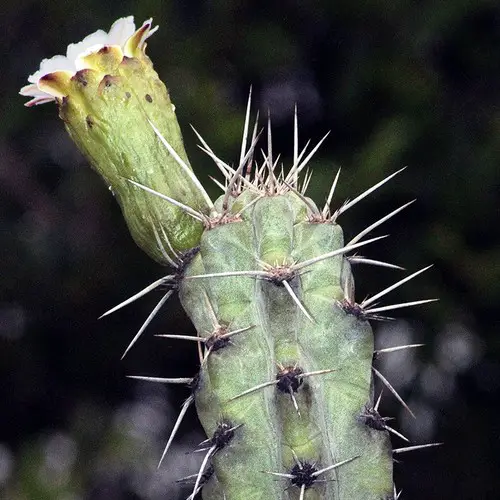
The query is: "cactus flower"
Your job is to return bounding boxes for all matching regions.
[20,16,212,265]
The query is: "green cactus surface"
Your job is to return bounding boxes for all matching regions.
[179,189,393,499]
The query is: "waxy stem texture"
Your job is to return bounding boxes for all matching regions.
[179,190,393,499]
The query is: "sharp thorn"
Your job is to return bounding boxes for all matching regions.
[290,448,302,468]
[361,265,433,308]
[158,395,195,468]
[127,179,205,221]
[200,290,220,331]
[239,87,253,168]
[374,343,425,355]
[293,104,299,187]
[300,168,313,195]
[312,455,360,477]
[322,167,342,217]
[293,235,388,271]
[191,126,235,177]
[385,424,410,443]
[210,175,227,192]
[299,484,305,500]
[267,110,275,193]
[99,276,172,318]
[191,445,216,499]
[176,472,197,482]
[151,222,178,267]
[347,200,415,246]
[294,131,330,178]
[223,130,262,211]
[347,256,405,270]
[372,367,415,418]
[299,368,338,380]
[288,388,301,417]
[235,194,264,216]
[343,270,356,303]
[393,443,443,454]
[296,139,311,165]
[121,290,174,359]
[334,167,407,219]
[284,138,310,186]
[262,471,295,479]
[200,345,213,366]
[282,280,315,323]
[221,324,256,339]
[281,180,319,214]
[228,379,278,402]
[196,143,233,180]
[127,375,193,384]
[160,225,181,261]
[197,334,204,364]
[365,298,438,314]
[185,270,270,280]
[148,119,214,209]
[155,334,204,342]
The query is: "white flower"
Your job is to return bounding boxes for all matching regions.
[20,16,158,107]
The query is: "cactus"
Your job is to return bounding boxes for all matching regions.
[22,16,439,500]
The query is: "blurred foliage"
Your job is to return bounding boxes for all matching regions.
[1,0,500,498]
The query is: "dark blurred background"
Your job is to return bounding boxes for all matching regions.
[1,0,499,498]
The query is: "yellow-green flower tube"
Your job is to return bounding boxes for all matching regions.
[21,17,212,264]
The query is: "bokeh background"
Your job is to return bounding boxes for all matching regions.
[2,1,499,498]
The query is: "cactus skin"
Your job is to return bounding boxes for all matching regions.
[179,189,393,499]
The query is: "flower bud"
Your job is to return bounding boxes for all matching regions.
[21,17,212,265]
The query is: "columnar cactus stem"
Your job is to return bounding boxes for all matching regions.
[177,160,395,499]
[21,15,440,500]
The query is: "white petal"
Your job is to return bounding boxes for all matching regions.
[21,17,158,106]
[27,55,74,83]
[22,89,56,106]
[125,18,159,55]
[27,96,56,106]
[19,83,48,97]
[19,83,41,96]
[66,30,108,61]
[20,82,60,106]
[38,55,75,76]
[107,16,136,45]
